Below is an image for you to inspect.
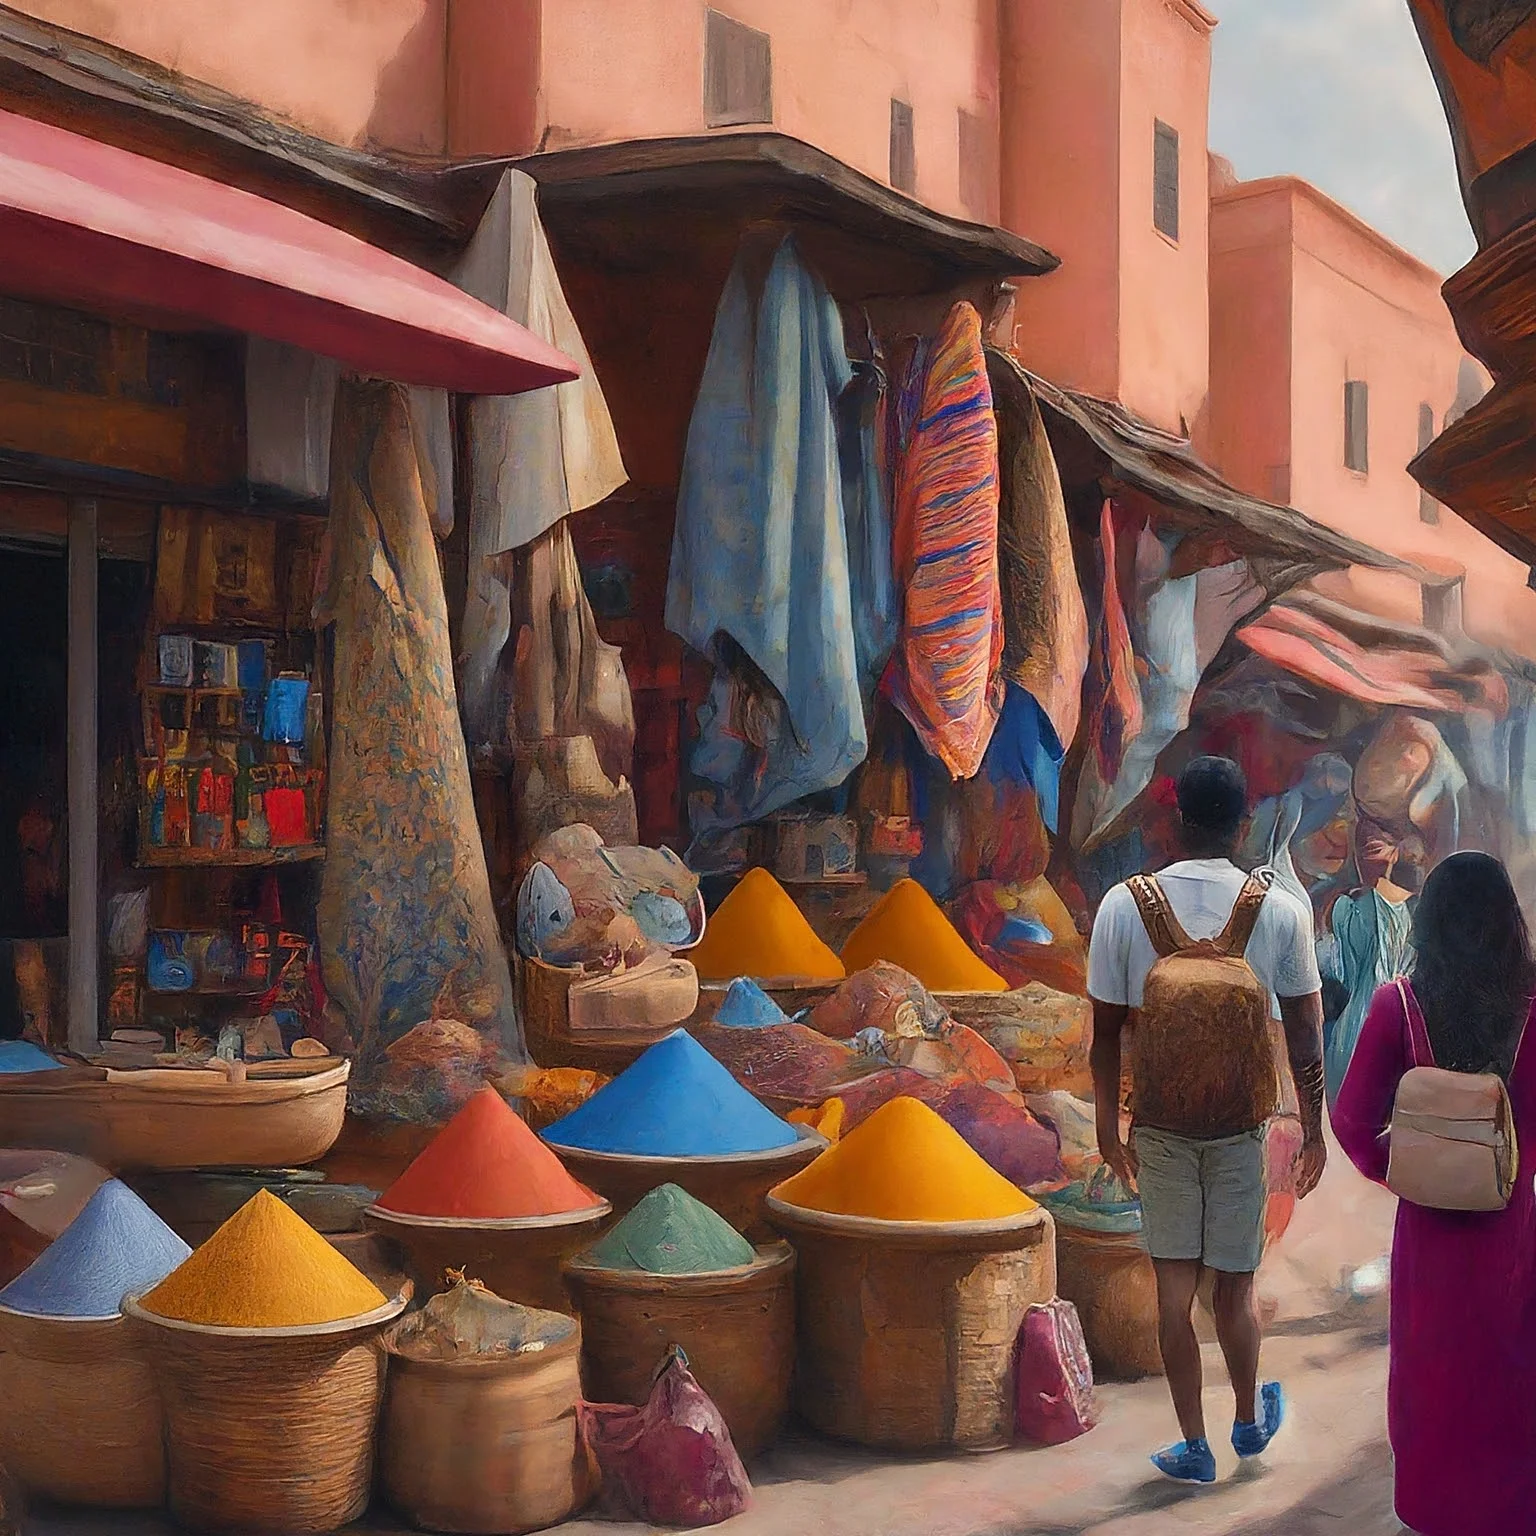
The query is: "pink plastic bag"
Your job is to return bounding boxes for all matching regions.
[1014,1299,1098,1445]
[579,1348,752,1528]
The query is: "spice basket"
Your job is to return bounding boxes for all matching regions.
[122,1286,410,1534]
[548,1128,825,1242]
[766,1198,1056,1452]
[361,1202,612,1313]
[562,1241,795,1461]
[378,1312,590,1535]
[0,1306,166,1507]
[1051,1221,1162,1381]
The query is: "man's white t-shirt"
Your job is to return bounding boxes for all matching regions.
[1087,858,1322,1020]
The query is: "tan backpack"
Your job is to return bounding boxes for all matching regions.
[1386,979,1519,1213]
[1124,872,1279,1139]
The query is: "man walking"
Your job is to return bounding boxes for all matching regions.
[1088,756,1327,1484]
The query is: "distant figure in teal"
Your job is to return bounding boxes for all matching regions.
[1320,825,1417,1105]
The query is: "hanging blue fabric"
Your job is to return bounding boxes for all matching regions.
[838,322,897,699]
[667,237,867,843]
[985,682,1066,832]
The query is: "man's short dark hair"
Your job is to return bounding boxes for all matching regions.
[1176,756,1248,836]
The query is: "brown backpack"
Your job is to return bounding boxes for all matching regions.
[1124,872,1279,1139]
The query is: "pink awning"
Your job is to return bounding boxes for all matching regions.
[1237,593,1508,716]
[0,108,577,396]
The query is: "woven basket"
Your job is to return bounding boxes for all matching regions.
[766,1198,1056,1452]
[562,1242,795,1462]
[1052,1222,1162,1381]
[121,1288,409,1534]
[361,1203,612,1314]
[0,1306,165,1507]
[547,1129,825,1243]
[379,1317,590,1535]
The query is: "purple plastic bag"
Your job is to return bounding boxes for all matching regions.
[1014,1299,1098,1445]
[580,1347,752,1528]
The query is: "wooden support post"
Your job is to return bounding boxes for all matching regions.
[67,496,99,1054]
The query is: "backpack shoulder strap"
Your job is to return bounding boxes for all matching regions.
[1397,978,1434,1070]
[1126,874,1195,959]
[1218,871,1273,957]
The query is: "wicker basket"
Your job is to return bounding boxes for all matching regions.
[0,1306,166,1507]
[521,956,690,1075]
[122,1288,409,1534]
[766,1199,1056,1452]
[1052,1222,1163,1381]
[360,1203,612,1314]
[379,1316,590,1535]
[547,1130,825,1243]
[562,1242,795,1462]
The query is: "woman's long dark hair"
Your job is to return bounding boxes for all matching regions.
[1411,852,1536,1078]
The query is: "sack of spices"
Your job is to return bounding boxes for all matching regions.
[0,1457,20,1536]
[1014,1298,1098,1446]
[580,1347,751,1528]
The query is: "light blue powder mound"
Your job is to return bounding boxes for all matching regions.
[542,1029,799,1157]
[714,978,788,1029]
[0,1179,192,1319]
[0,1040,64,1073]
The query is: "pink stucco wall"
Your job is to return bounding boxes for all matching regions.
[10,0,447,153]
[450,0,1001,223]
[1209,175,1535,656]
[1000,0,1121,405]
[1118,0,1212,436]
[1003,0,1213,434]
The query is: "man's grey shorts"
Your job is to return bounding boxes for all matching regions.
[1132,1124,1267,1274]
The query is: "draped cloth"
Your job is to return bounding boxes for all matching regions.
[882,303,1004,781]
[668,236,867,839]
[454,169,628,747]
[317,378,524,1112]
[987,349,1089,752]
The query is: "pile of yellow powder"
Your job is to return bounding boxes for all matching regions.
[140,1190,389,1328]
[688,867,845,984]
[840,879,1006,992]
[772,1096,1036,1223]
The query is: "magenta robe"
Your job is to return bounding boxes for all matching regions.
[1333,981,1536,1536]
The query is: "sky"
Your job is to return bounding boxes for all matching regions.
[1208,0,1475,277]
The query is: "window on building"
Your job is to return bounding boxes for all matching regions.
[1418,401,1440,523]
[1154,121,1180,241]
[1344,380,1370,473]
[890,99,916,195]
[957,108,995,219]
[705,10,772,128]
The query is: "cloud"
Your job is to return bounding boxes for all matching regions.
[1209,0,1475,275]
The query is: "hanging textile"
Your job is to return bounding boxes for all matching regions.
[987,349,1089,752]
[668,236,866,840]
[1079,498,1142,794]
[317,378,524,1120]
[839,336,898,698]
[987,684,1066,833]
[1075,528,1263,849]
[454,169,628,747]
[881,303,1004,781]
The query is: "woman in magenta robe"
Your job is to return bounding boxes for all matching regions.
[1333,852,1536,1536]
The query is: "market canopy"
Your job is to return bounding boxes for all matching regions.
[0,107,577,396]
[1020,365,1422,591]
[1237,587,1509,716]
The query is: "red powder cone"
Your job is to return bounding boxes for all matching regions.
[375,1086,602,1220]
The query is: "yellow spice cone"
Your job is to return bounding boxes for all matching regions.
[840,878,1006,992]
[688,866,845,984]
[141,1189,388,1327]
[772,1095,1036,1222]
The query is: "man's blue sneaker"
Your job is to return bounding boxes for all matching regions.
[1151,1438,1217,1484]
[1232,1382,1285,1458]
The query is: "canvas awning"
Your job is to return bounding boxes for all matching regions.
[1237,587,1509,716]
[1020,366,1421,590]
[0,107,577,396]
